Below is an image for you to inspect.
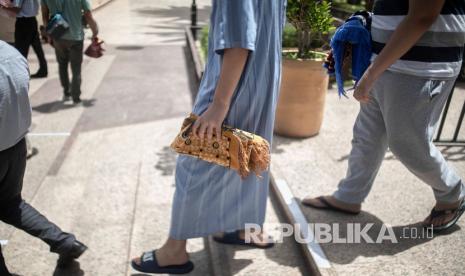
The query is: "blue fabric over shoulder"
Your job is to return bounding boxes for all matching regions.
[330,12,372,97]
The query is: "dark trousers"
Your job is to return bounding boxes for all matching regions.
[0,247,10,276]
[0,139,75,272]
[54,39,84,99]
[14,17,48,72]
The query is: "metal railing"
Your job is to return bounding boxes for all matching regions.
[434,82,465,146]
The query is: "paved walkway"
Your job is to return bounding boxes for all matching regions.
[3,0,464,275]
[272,82,465,275]
[2,1,213,275]
[1,1,307,275]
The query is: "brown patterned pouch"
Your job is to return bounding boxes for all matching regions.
[170,114,270,178]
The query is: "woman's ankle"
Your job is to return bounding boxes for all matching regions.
[160,239,188,255]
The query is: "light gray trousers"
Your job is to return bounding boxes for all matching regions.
[334,70,464,204]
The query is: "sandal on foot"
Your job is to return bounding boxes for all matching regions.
[424,199,465,233]
[213,230,274,249]
[131,250,194,274]
[302,196,360,215]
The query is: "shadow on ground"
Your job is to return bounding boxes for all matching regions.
[52,260,84,276]
[299,201,461,265]
[272,135,302,155]
[154,146,177,176]
[132,5,211,44]
[210,238,309,276]
[183,46,201,102]
[32,99,97,114]
[204,190,311,276]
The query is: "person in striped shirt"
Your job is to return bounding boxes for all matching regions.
[304,0,465,232]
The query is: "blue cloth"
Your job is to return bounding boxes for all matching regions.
[169,0,287,240]
[330,16,372,97]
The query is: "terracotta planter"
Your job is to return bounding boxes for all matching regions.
[275,58,329,138]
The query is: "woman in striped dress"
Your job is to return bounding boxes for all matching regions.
[132,0,287,274]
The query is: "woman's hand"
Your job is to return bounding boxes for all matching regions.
[192,101,229,142]
[190,48,248,142]
[353,67,378,104]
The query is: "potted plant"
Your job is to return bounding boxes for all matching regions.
[275,0,334,137]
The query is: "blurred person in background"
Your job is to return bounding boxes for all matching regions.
[1,0,48,78]
[41,0,98,104]
[0,40,87,276]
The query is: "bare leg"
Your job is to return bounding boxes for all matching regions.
[302,195,362,213]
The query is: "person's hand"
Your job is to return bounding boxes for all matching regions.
[324,50,335,74]
[46,35,54,47]
[191,101,229,142]
[353,67,378,104]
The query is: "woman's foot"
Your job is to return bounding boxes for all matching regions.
[423,199,465,230]
[131,247,194,274]
[302,195,361,214]
[132,246,189,267]
[238,230,274,247]
[213,230,274,248]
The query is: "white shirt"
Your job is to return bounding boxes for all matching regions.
[0,41,31,151]
[13,0,39,18]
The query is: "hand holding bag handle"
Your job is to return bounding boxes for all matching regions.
[170,114,271,179]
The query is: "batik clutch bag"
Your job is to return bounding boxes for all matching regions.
[170,114,270,178]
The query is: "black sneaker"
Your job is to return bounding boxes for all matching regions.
[72,97,82,105]
[31,69,48,79]
[57,240,88,268]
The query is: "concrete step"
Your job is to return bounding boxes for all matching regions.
[205,190,310,276]
[270,88,465,276]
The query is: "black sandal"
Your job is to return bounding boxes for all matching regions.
[302,196,360,215]
[213,230,274,249]
[424,199,465,233]
[131,250,194,274]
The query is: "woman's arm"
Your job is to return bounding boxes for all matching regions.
[354,0,445,103]
[192,48,249,141]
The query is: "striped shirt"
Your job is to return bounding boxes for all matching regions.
[12,0,39,17]
[371,0,465,79]
[0,41,31,152]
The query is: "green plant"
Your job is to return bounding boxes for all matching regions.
[331,0,365,13]
[286,0,334,59]
[283,25,298,48]
[199,26,209,63]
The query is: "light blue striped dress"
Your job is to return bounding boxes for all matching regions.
[169,0,287,240]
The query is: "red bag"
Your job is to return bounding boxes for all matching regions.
[85,37,104,58]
